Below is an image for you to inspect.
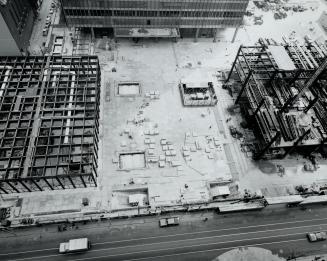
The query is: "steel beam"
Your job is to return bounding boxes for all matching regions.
[287,69,303,86]
[43,177,54,190]
[80,175,87,188]
[304,97,319,113]
[56,177,65,189]
[225,45,242,83]
[32,179,43,191]
[235,70,253,104]
[0,185,9,194]
[282,129,311,158]
[254,98,265,116]
[19,180,32,192]
[283,58,327,111]
[91,174,97,187]
[68,176,76,188]
[253,131,281,160]
[6,181,20,193]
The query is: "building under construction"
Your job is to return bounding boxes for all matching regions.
[225,40,327,159]
[0,55,100,194]
[60,0,249,39]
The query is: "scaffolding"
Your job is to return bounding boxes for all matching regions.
[0,55,100,194]
[225,40,327,159]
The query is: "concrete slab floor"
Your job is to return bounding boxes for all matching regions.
[4,0,327,218]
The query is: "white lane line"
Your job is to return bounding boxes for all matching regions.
[67,237,308,261]
[120,238,308,261]
[92,219,327,246]
[2,216,327,256]
[6,231,316,261]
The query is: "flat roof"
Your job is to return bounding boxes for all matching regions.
[181,82,210,89]
[211,186,230,197]
[300,195,327,205]
[268,45,296,71]
[218,201,265,213]
[265,195,303,204]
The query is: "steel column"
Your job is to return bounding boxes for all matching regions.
[254,98,265,116]
[19,180,32,192]
[56,177,65,189]
[32,179,43,191]
[68,176,76,188]
[0,185,9,194]
[6,181,20,193]
[80,175,87,188]
[225,45,242,83]
[91,174,97,187]
[43,177,54,190]
[304,97,319,113]
[282,129,311,158]
[235,70,253,104]
[253,131,281,160]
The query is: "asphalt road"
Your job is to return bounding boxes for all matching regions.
[1,207,327,261]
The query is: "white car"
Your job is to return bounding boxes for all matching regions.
[159,217,180,227]
[307,232,327,242]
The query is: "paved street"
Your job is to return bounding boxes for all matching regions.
[1,207,327,260]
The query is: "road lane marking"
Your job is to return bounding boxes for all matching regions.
[68,238,308,261]
[2,216,327,257]
[93,216,327,245]
[121,238,308,261]
[6,231,316,261]
[92,222,327,247]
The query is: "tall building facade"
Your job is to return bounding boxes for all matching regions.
[60,0,249,39]
[0,0,36,55]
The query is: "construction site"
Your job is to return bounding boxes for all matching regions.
[0,55,100,194]
[0,0,326,229]
[224,41,327,160]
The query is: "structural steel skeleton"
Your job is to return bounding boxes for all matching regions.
[0,55,100,194]
[225,40,327,159]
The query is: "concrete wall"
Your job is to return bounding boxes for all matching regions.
[0,13,20,55]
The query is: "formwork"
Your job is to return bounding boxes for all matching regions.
[225,40,327,159]
[0,56,100,194]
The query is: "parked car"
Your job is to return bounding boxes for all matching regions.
[43,28,48,36]
[159,217,180,227]
[307,232,327,242]
[49,9,54,14]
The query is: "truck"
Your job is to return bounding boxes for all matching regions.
[59,238,91,254]
[159,217,180,227]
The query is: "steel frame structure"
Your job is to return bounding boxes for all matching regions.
[225,41,327,159]
[0,56,100,194]
[60,0,249,38]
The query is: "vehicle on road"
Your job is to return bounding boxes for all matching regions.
[307,231,327,242]
[59,238,91,254]
[159,217,180,227]
[42,28,48,36]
